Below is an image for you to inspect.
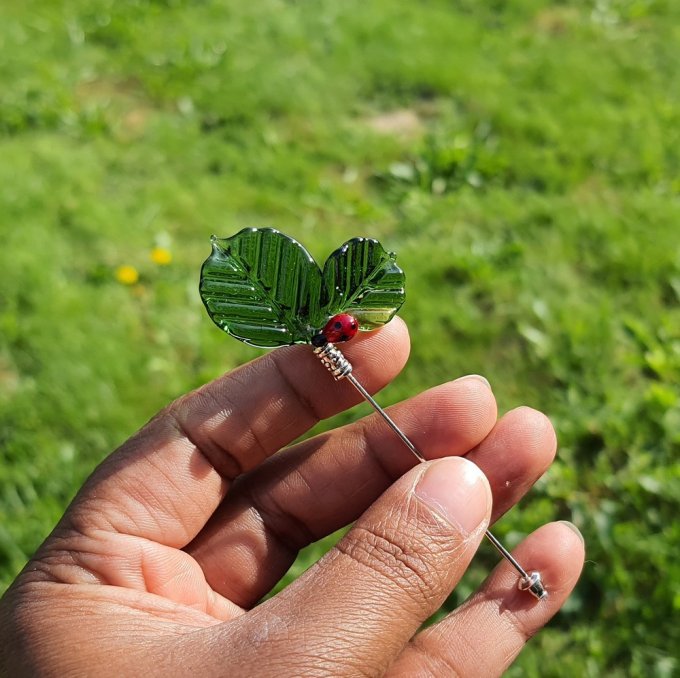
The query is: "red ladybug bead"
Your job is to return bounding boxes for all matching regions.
[321,313,359,343]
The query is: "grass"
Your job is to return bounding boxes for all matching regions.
[1,0,679,675]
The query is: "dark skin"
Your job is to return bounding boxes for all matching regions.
[0,319,584,676]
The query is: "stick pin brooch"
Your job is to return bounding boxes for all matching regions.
[200,227,547,601]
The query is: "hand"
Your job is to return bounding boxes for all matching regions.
[0,319,584,676]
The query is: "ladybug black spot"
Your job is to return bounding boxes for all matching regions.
[334,321,342,329]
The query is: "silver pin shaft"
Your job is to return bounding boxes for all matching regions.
[314,342,547,600]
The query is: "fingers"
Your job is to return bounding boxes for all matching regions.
[469,406,557,522]
[388,521,585,677]
[170,316,411,480]
[187,390,556,609]
[187,376,497,606]
[191,457,493,677]
[52,320,410,550]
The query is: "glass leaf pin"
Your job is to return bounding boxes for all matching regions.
[200,227,547,601]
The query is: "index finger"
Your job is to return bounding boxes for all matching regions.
[58,318,410,549]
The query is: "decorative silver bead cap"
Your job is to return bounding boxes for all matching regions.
[313,342,353,380]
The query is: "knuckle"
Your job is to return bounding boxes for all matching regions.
[405,637,466,678]
[248,485,318,550]
[503,605,536,644]
[165,397,249,480]
[337,501,455,606]
[25,523,113,586]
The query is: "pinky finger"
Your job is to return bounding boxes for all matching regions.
[388,521,585,678]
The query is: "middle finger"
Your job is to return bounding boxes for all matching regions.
[188,375,498,606]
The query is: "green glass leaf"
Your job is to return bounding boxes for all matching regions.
[199,228,324,347]
[321,237,406,329]
[200,229,406,347]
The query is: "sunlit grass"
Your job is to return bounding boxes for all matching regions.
[1,1,679,675]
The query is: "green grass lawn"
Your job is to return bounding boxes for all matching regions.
[1,1,679,675]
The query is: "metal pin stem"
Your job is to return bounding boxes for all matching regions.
[314,342,547,600]
[346,373,427,464]
[347,373,531,577]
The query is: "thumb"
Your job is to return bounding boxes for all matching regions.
[194,456,492,677]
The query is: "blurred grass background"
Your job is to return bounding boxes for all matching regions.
[1,0,679,675]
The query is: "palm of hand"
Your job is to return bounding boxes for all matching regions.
[0,322,584,677]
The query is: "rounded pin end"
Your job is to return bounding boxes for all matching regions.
[518,571,547,601]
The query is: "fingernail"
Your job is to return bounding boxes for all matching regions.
[558,520,584,545]
[454,374,491,390]
[415,458,491,535]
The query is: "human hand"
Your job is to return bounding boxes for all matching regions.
[0,319,584,676]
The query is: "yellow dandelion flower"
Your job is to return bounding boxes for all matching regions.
[115,265,139,285]
[150,247,172,266]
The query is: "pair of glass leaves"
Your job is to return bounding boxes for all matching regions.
[200,228,406,348]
